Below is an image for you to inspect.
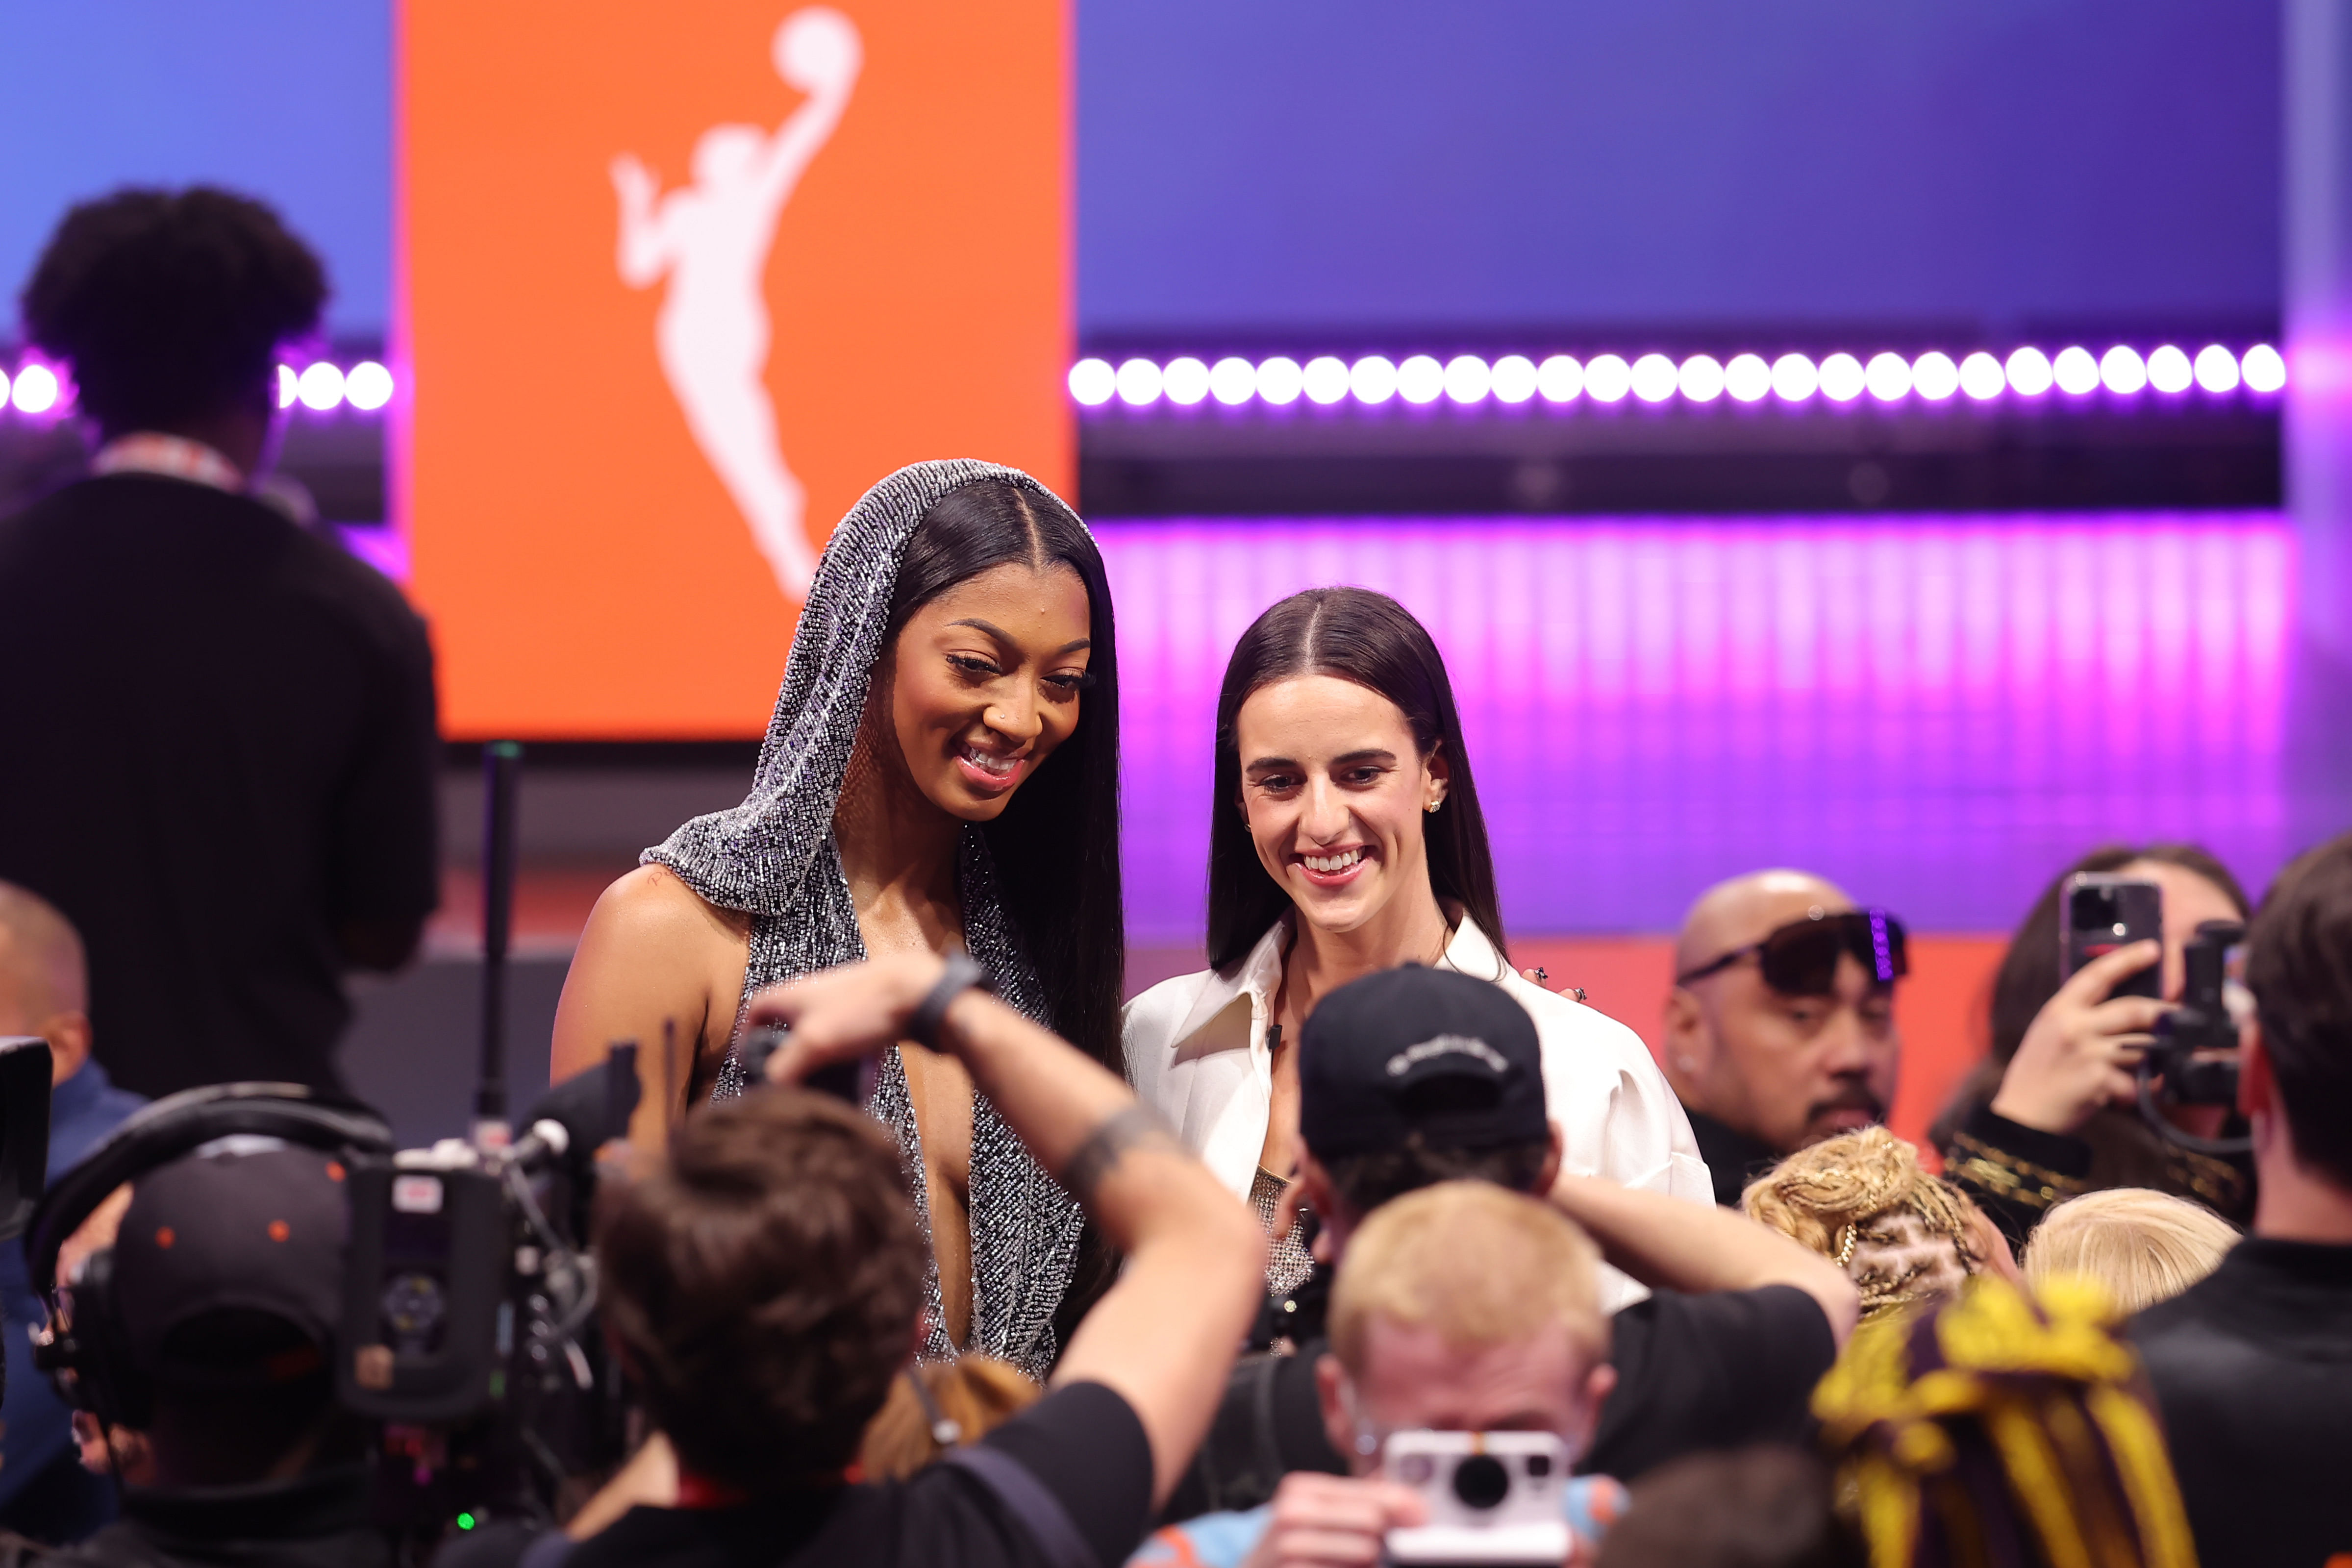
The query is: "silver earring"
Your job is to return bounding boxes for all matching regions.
[1425,799,1441,814]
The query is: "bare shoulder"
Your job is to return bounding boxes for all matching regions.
[586,864,753,952]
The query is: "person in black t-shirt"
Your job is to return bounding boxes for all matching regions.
[0,187,438,1097]
[1166,967,1859,1521]
[514,951,1266,1568]
[1661,872,1907,1208]
[2128,831,2352,1568]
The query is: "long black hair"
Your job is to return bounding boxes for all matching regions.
[1205,587,1502,971]
[881,479,1124,1073]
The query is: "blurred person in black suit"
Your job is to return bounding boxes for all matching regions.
[0,187,438,1096]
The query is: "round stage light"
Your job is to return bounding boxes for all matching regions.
[11,364,61,414]
[1302,355,1351,404]
[1256,356,1305,405]
[1630,353,1677,403]
[1724,353,1771,402]
[1959,351,2005,400]
[1678,354,1725,403]
[1443,354,1491,404]
[1583,354,1632,403]
[1397,354,1445,404]
[345,361,395,411]
[2145,344,2193,394]
[1537,354,1585,402]
[1116,357,1163,406]
[1209,356,1256,405]
[2242,343,2286,393]
[298,361,345,411]
[1818,353,1865,402]
[1068,358,1115,406]
[2004,346,2054,397]
[2099,345,2148,395]
[1351,355,1399,404]
[1161,356,1210,405]
[1771,353,1819,402]
[1864,351,1911,402]
[2193,344,2241,394]
[1911,351,1959,401]
[1490,354,1538,403]
[2052,347,2101,395]
[278,363,302,410]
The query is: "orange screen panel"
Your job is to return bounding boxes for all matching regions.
[400,0,1070,737]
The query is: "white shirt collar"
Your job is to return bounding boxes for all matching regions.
[91,433,246,494]
[1167,906,1513,1050]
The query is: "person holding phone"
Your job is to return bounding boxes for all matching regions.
[1122,588,1709,1307]
[1933,844,2255,1245]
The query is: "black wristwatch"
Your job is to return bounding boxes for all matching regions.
[910,950,991,1049]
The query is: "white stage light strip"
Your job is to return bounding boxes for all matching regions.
[0,359,398,419]
[1069,343,2287,412]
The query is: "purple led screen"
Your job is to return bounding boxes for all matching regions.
[1101,514,2295,942]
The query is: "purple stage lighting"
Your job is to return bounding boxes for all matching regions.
[1071,343,2282,418]
[1678,354,1726,403]
[1098,511,2294,938]
[1771,353,1819,401]
[9,364,61,414]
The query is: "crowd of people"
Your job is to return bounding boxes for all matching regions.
[0,184,2347,1568]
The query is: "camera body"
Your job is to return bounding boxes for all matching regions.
[1383,1430,1573,1567]
[337,1047,638,1539]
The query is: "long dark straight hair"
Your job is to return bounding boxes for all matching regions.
[1206,587,1503,972]
[883,479,1124,1073]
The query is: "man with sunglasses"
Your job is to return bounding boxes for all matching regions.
[1664,871,1907,1206]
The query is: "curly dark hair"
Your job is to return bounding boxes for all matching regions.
[20,186,326,434]
[596,1088,927,1488]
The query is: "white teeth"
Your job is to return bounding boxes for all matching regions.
[962,747,1016,777]
[1303,848,1366,874]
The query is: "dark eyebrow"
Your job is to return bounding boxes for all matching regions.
[1330,749,1400,768]
[1243,755,1299,773]
[946,618,1091,657]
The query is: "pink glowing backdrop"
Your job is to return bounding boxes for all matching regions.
[1100,513,2295,942]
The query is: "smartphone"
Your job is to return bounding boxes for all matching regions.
[2060,874,2162,1001]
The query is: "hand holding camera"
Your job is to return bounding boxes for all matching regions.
[1993,939,2168,1135]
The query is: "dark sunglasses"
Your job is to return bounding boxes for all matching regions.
[1675,908,1908,995]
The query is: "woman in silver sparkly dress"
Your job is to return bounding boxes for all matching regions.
[551,461,1124,1377]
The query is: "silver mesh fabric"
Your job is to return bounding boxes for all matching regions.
[645,459,1089,1379]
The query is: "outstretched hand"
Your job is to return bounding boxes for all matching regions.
[744,951,950,1087]
[1991,940,2168,1135]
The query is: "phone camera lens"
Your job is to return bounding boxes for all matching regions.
[1451,1454,1511,1511]
[1525,1453,1552,1478]
[1397,1453,1435,1485]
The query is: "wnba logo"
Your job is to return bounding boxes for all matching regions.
[611,8,863,601]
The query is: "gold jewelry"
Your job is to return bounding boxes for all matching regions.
[1425,799,1441,813]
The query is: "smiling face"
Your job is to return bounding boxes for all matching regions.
[879,561,1093,822]
[1234,675,1450,941]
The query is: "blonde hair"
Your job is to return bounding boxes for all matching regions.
[1329,1180,1607,1373]
[1742,1127,1984,1319]
[857,1356,1040,1480]
[2022,1188,2238,1315]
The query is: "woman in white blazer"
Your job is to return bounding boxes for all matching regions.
[1123,588,1712,1305]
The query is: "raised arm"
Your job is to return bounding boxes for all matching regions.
[1546,1171,1861,1347]
[750,954,1266,1506]
[758,22,862,209]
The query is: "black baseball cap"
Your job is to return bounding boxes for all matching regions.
[113,1143,350,1385]
[1298,965,1549,1160]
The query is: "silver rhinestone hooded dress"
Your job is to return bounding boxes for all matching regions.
[643,459,1090,1380]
